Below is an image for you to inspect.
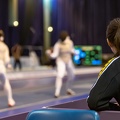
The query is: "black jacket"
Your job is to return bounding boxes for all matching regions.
[87,56,120,111]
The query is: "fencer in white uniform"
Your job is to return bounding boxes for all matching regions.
[0,30,15,107]
[46,31,76,98]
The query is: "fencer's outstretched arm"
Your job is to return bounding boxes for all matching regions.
[71,42,76,55]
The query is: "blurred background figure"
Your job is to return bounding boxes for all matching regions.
[11,43,22,71]
[0,30,15,107]
[46,31,76,98]
[29,50,39,68]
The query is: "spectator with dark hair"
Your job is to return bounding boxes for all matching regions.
[87,18,120,111]
[11,43,22,70]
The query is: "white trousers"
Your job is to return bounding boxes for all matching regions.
[55,58,75,95]
[0,64,13,102]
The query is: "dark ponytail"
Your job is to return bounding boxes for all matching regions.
[106,18,120,57]
[114,27,120,56]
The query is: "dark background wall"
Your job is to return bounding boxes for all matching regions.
[0,0,120,54]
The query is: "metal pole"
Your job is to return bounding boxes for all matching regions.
[43,0,51,64]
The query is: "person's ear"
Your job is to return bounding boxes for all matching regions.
[107,39,113,47]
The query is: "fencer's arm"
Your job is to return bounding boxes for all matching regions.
[50,43,59,58]
[70,40,77,55]
[71,47,76,54]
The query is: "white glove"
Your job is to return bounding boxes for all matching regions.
[46,49,52,56]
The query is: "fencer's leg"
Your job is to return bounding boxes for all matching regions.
[4,78,15,107]
[14,60,17,70]
[54,60,66,97]
[66,60,75,95]
[54,77,63,97]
